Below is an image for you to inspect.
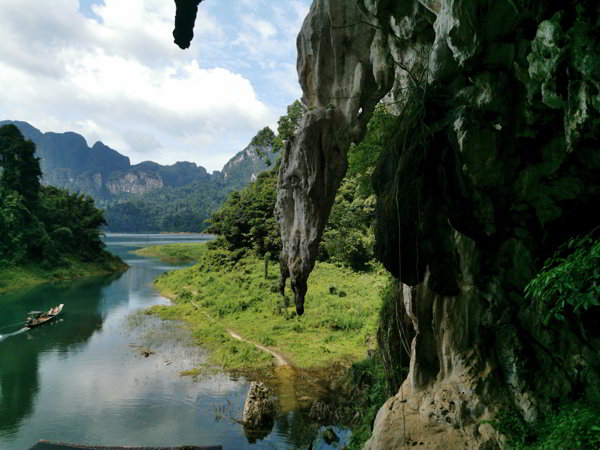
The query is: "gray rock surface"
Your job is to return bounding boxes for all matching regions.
[242,382,275,429]
[277,0,600,448]
[275,0,393,315]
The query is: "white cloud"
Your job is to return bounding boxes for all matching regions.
[0,0,310,171]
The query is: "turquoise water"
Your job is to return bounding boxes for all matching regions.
[0,234,348,449]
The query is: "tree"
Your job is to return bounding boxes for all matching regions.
[525,229,600,324]
[0,125,42,211]
[320,105,394,270]
[38,186,107,259]
[250,126,276,150]
[0,125,110,264]
[0,188,28,263]
[274,100,307,152]
[207,167,280,257]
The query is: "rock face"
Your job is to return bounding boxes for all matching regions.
[106,171,164,195]
[275,0,393,315]
[221,142,278,191]
[276,0,600,448]
[242,382,276,429]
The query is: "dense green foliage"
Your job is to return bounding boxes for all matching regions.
[485,401,600,449]
[487,228,600,448]
[37,186,107,260]
[320,176,376,271]
[207,168,280,257]
[320,106,395,270]
[274,100,307,152]
[0,125,41,209]
[346,105,397,196]
[245,100,307,161]
[0,125,114,267]
[347,355,389,449]
[525,229,600,323]
[208,104,396,271]
[104,178,230,232]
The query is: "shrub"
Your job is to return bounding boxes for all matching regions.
[483,401,600,449]
[535,402,600,449]
[348,354,390,450]
[525,229,600,324]
[260,336,276,346]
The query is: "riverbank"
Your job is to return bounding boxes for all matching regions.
[134,243,207,263]
[139,242,397,449]
[0,252,128,294]
[139,243,387,375]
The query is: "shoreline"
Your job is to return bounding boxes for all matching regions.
[0,253,128,295]
[141,242,386,372]
[139,241,389,449]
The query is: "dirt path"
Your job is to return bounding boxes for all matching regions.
[190,300,290,367]
[227,329,289,366]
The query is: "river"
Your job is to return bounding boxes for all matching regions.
[0,234,348,449]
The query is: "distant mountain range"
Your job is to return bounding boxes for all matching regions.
[1,120,276,232]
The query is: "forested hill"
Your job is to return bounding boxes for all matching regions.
[0,120,276,232]
[0,124,126,288]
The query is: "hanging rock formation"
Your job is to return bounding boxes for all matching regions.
[173,0,204,49]
[275,0,600,448]
[275,0,394,315]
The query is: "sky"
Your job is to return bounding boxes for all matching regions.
[0,0,311,172]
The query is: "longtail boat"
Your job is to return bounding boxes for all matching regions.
[26,304,63,328]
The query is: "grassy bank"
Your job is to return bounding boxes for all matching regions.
[146,243,388,374]
[0,253,128,294]
[134,243,207,263]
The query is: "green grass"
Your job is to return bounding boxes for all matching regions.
[0,253,128,294]
[146,243,388,373]
[133,243,208,263]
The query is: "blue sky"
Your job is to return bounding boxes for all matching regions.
[0,0,311,171]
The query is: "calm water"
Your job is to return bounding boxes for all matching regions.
[0,234,348,449]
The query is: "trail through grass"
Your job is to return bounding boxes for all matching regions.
[147,243,388,374]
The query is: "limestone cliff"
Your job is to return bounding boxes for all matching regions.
[275,0,599,448]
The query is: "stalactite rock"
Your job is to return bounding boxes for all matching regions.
[275,0,393,315]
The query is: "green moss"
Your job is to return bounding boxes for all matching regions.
[146,243,387,373]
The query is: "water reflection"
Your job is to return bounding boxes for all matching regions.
[0,274,118,436]
[0,234,350,449]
